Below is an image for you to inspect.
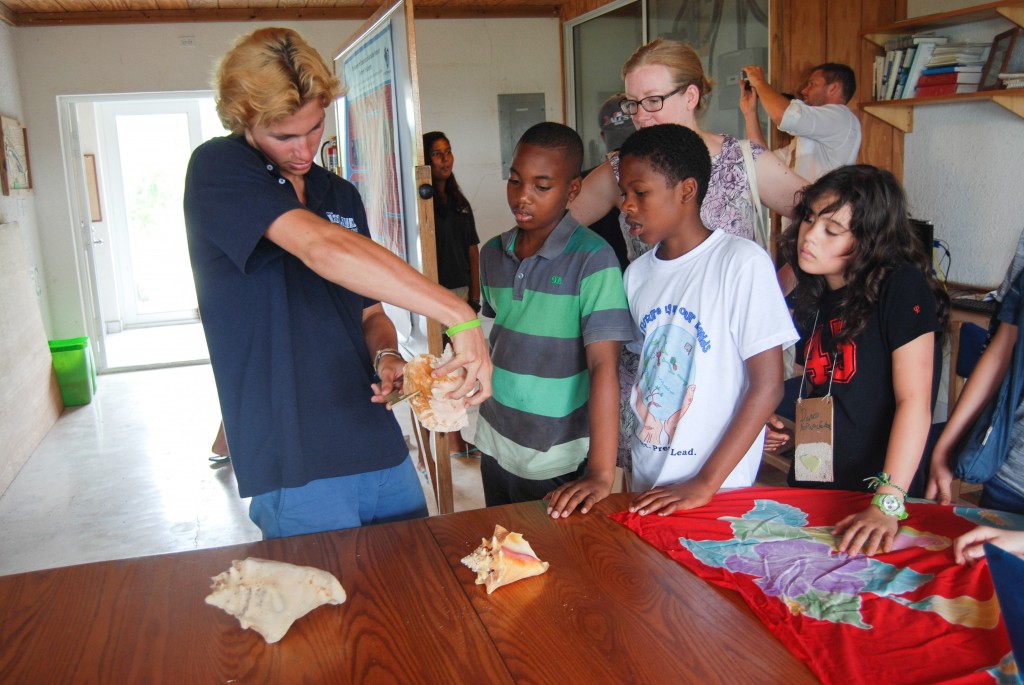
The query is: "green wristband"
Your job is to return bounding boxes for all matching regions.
[446,318,481,337]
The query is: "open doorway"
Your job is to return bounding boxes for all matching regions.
[65,93,227,371]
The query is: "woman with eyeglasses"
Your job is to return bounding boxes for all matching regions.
[570,38,806,254]
[423,130,482,459]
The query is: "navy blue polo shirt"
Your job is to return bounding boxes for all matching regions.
[184,135,407,497]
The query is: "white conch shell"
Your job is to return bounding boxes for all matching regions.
[403,344,468,432]
[461,525,549,594]
[205,557,346,643]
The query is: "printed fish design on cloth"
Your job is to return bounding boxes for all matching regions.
[611,487,1024,685]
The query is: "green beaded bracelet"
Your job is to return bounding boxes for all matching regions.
[864,472,908,500]
[446,318,481,337]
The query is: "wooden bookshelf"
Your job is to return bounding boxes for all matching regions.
[862,0,1024,46]
[861,87,1024,131]
[861,1,1024,131]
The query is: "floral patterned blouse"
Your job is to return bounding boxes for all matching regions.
[612,134,765,260]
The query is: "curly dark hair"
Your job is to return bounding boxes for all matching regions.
[423,131,472,214]
[780,164,949,345]
[618,123,711,203]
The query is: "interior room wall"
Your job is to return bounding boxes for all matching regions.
[11,17,561,342]
[0,22,47,328]
[416,18,562,244]
[902,0,1024,288]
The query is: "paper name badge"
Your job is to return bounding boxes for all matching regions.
[794,397,835,483]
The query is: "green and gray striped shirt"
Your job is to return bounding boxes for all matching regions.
[476,212,633,480]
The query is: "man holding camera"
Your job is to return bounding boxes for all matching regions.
[740,63,861,183]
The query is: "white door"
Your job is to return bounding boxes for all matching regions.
[96,99,211,328]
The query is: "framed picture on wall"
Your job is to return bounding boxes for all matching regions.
[980,28,1024,91]
[0,116,33,195]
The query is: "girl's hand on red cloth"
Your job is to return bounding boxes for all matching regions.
[833,505,900,556]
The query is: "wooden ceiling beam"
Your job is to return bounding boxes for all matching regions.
[0,3,19,27]
[414,4,558,18]
[7,7,378,26]
[2,2,562,26]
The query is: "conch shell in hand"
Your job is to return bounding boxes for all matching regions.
[205,557,346,643]
[461,525,549,594]
[403,344,468,432]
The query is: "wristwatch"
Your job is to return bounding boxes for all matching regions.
[871,493,908,521]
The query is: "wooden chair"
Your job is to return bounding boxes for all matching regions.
[408,407,455,514]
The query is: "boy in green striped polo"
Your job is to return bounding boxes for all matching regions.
[476,122,634,518]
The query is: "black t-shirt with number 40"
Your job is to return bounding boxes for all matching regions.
[790,264,942,492]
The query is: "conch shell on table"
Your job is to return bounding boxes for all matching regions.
[205,557,346,643]
[461,525,550,594]
[402,344,468,432]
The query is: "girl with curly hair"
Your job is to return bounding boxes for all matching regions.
[780,164,949,556]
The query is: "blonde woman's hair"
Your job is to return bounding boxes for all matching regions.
[621,38,714,112]
[215,27,342,134]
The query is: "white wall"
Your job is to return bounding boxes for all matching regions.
[416,18,562,244]
[10,17,561,340]
[903,1,1024,287]
[0,22,47,327]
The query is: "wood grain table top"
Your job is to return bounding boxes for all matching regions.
[0,493,817,684]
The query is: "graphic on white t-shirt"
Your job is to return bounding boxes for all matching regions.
[634,324,697,446]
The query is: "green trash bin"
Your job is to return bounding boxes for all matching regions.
[48,336,97,406]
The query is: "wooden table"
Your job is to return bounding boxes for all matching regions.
[0,494,817,684]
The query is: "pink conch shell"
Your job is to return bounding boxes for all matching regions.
[205,557,346,643]
[461,525,550,594]
[403,344,468,432]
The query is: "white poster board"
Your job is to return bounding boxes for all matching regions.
[335,0,431,354]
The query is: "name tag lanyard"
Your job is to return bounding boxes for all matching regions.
[794,310,838,482]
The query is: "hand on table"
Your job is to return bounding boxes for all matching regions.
[544,473,615,519]
[628,478,716,516]
[833,505,900,556]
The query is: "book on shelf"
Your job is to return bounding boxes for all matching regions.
[882,47,905,100]
[873,55,885,100]
[925,42,990,67]
[892,45,918,99]
[916,71,983,87]
[875,33,954,101]
[909,31,949,45]
[914,83,980,97]
[921,64,984,75]
[901,42,940,99]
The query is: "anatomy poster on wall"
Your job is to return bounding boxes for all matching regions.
[341,24,406,260]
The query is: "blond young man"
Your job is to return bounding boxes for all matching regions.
[184,28,491,538]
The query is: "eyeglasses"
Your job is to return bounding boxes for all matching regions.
[619,84,688,115]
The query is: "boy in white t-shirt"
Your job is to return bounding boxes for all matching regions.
[618,124,798,516]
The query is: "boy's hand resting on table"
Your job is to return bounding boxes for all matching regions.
[545,473,615,519]
[832,505,899,556]
[628,477,716,516]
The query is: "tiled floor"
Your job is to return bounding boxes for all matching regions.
[102,321,210,370]
[0,363,486,577]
